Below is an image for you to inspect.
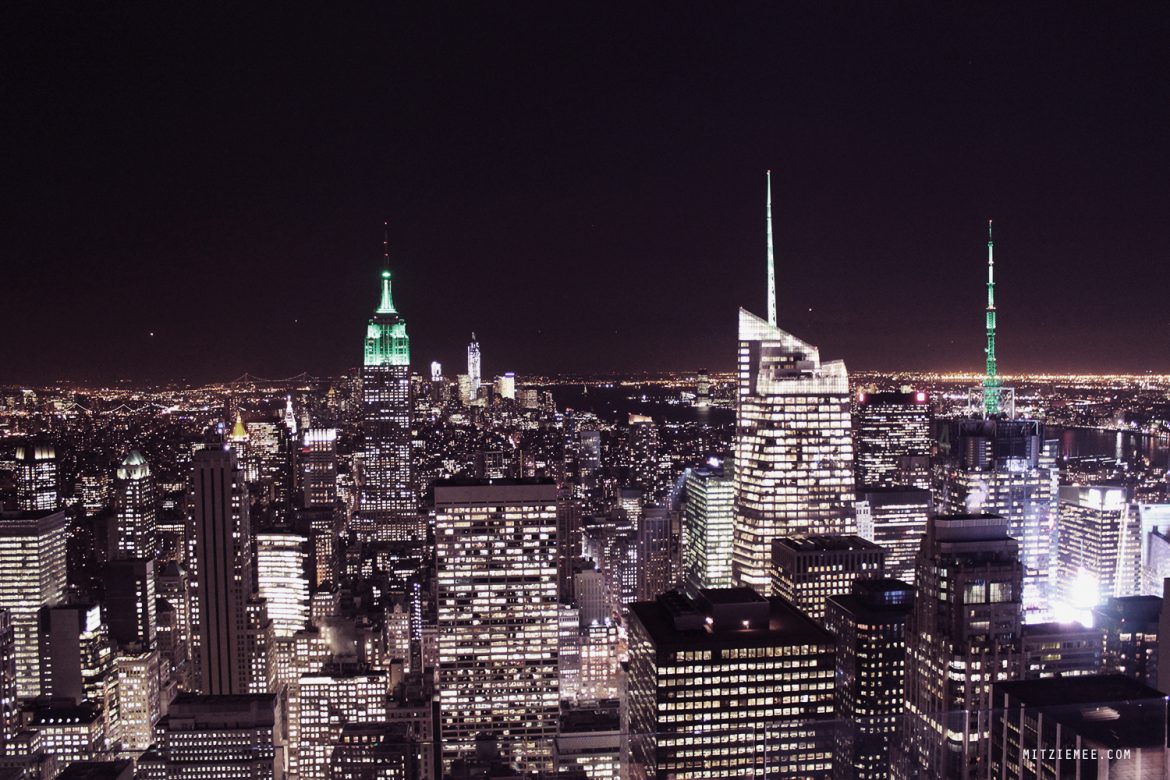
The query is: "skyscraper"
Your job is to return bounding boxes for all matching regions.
[255,531,310,639]
[0,509,68,698]
[299,428,337,509]
[824,579,914,780]
[854,390,931,490]
[15,440,57,512]
[435,479,559,774]
[682,457,735,593]
[937,418,1058,614]
[770,534,885,623]
[626,588,836,779]
[1056,485,1141,609]
[114,450,156,560]
[853,486,931,584]
[357,235,418,542]
[467,333,481,402]
[732,172,856,593]
[188,446,261,695]
[905,513,1023,779]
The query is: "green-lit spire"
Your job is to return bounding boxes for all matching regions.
[364,222,410,367]
[983,219,1001,416]
[377,269,398,314]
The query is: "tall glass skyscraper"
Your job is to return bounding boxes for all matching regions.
[357,259,418,542]
[731,173,856,592]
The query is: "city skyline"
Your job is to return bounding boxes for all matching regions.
[5,6,1170,383]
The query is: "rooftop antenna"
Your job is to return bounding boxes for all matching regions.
[766,170,777,327]
[982,219,1000,416]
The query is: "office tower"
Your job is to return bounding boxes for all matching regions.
[853,487,930,584]
[936,418,1058,614]
[137,693,283,780]
[637,505,674,601]
[854,390,931,489]
[189,446,259,695]
[626,588,836,779]
[15,441,57,512]
[554,702,622,780]
[496,372,516,401]
[0,610,18,744]
[732,176,855,593]
[582,512,637,613]
[256,532,310,639]
[556,499,582,602]
[78,472,111,516]
[435,480,559,774]
[300,429,338,508]
[905,514,1023,780]
[358,254,418,542]
[103,558,157,650]
[115,648,161,754]
[770,534,885,623]
[695,368,710,406]
[429,361,441,382]
[990,675,1169,779]
[573,564,608,626]
[155,562,191,684]
[39,605,116,712]
[681,457,735,593]
[1056,485,1141,610]
[29,702,106,767]
[0,509,68,697]
[823,579,914,780]
[1020,621,1101,679]
[328,723,420,780]
[1096,595,1160,687]
[467,333,481,402]
[289,665,388,780]
[578,620,620,702]
[113,451,156,559]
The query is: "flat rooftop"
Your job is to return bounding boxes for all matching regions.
[994,675,1168,748]
[629,589,833,651]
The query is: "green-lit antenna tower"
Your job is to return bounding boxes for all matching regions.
[766,170,777,327]
[982,219,1000,416]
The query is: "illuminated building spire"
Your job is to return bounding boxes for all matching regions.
[983,219,1001,416]
[766,170,777,327]
[377,221,398,315]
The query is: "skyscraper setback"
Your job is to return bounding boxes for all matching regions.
[732,171,856,593]
[357,234,418,542]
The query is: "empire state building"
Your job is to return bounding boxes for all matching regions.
[357,246,419,542]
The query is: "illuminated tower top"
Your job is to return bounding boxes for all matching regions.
[983,220,1000,416]
[766,170,777,327]
[364,225,410,367]
[467,333,481,401]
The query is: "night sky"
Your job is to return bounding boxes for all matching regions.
[4,4,1170,383]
